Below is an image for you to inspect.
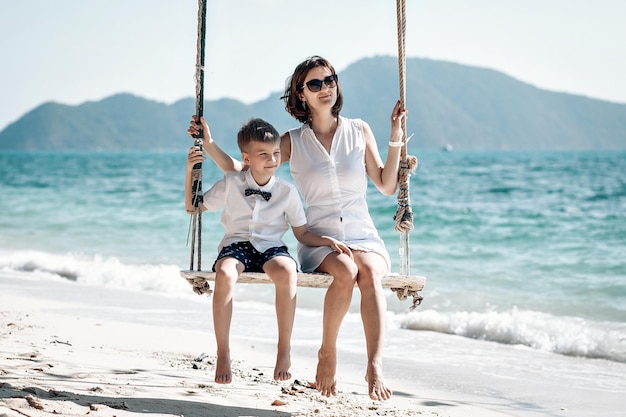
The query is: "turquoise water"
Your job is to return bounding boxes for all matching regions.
[1,150,625,362]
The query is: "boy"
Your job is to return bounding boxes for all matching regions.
[185,117,351,384]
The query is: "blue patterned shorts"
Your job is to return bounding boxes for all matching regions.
[212,241,296,272]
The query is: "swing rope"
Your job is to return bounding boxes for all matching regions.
[393,0,418,257]
[188,0,208,272]
[391,0,421,307]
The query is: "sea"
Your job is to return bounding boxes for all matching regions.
[1,149,625,411]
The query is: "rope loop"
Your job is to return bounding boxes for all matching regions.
[391,286,424,311]
[186,277,213,296]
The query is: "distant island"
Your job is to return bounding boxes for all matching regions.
[1,56,625,151]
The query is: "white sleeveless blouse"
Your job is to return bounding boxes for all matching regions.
[288,116,390,272]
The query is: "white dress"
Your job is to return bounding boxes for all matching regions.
[288,116,391,272]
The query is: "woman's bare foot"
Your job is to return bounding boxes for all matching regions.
[365,361,392,401]
[315,348,337,397]
[274,349,292,381]
[215,352,232,384]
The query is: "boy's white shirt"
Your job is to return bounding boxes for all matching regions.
[203,170,307,253]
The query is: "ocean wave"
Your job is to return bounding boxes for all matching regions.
[398,308,626,363]
[0,249,191,296]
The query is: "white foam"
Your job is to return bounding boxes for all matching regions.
[398,308,626,362]
[0,249,190,296]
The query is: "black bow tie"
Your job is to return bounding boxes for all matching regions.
[245,188,271,201]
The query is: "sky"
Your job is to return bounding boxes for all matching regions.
[1,0,625,131]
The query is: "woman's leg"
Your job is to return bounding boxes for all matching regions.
[354,251,392,401]
[212,257,243,384]
[263,256,298,381]
[314,252,359,397]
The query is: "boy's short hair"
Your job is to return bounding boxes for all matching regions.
[237,118,280,152]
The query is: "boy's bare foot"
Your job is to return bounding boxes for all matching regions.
[315,348,337,397]
[215,353,232,384]
[274,349,292,381]
[365,361,392,401]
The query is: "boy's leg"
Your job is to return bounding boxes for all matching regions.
[212,257,243,384]
[263,255,297,381]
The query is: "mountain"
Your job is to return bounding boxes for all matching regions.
[1,56,625,151]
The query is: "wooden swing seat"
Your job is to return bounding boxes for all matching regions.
[180,270,426,308]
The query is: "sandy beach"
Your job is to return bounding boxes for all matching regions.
[2,269,625,417]
[0,276,452,417]
[0,272,492,417]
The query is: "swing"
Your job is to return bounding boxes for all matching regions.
[181,0,425,310]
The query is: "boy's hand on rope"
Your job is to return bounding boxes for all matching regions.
[187,146,206,171]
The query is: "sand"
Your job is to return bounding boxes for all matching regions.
[0,296,459,417]
[1,271,617,417]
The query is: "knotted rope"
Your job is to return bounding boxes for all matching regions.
[391,0,421,309]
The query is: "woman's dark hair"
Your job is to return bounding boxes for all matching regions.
[281,55,343,124]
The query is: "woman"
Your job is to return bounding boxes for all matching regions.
[188,56,406,401]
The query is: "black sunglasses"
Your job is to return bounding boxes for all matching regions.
[301,74,339,92]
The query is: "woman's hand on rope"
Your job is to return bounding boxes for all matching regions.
[389,100,408,145]
[187,115,214,145]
